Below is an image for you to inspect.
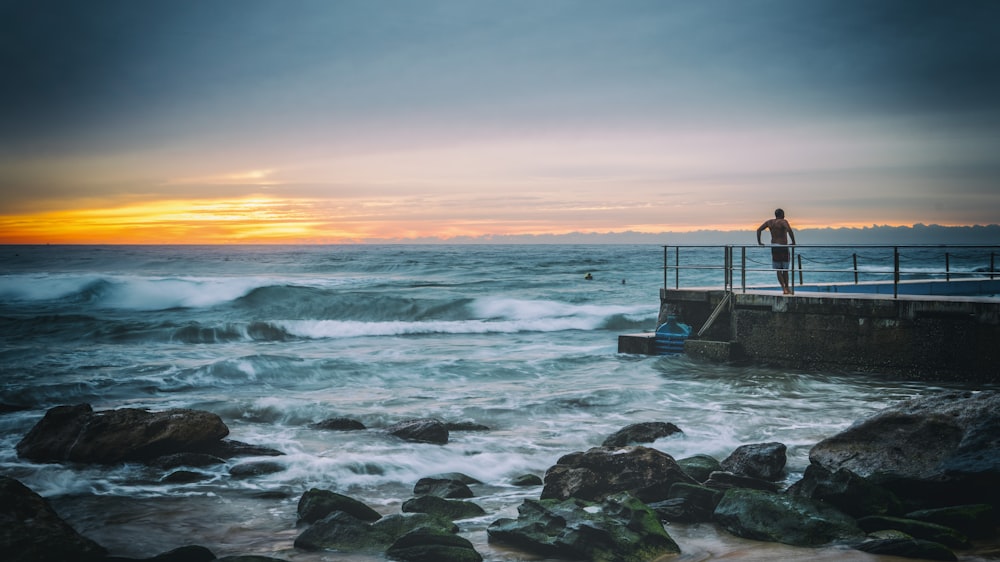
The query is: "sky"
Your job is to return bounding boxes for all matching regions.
[1,0,999,244]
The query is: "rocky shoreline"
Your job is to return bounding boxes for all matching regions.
[3,390,999,562]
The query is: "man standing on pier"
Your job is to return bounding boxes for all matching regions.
[757,208,797,294]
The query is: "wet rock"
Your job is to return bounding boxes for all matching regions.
[720,442,786,481]
[854,531,957,561]
[648,482,722,522]
[199,439,284,459]
[387,528,482,562]
[104,544,217,561]
[228,460,285,478]
[703,470,780,493]
[676,454,722,483]
[511,474,542,487]
[387,418,449,444]
[444,421,490,432]
[297,488,382,524]
[402,495,486,520]
[16,404,229,464]
[151,452,226,469]
[215,557,290,562]
[487,492,680,561]
[161,470,211,484]
[601,421,682,448]
[425,472,482,485]
[540,446,697,503]
[808,390,1000,508]
[0,476,107,562]
[413,477,474,499]
[857,515,971,549]
[310,417,366,430]
[713,488,865,547]
[905,504,996,539]
[786,463,903,518]
[295,511,456,552]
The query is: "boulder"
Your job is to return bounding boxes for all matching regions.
[703,471,779,493]
[104,545,217,561]
[905,504,996,539]
[713,488,865,547]
[199,439,284,459]
[150,452,226,469]
[401,496,486,520]
[295,511,456,552]
[413,477,474,499]
[0,476,107,562]
[809,390,1000,508]
[444,421,490,432]
[161,470,211,484]
[16,404,230,464]
[487,492,680,561]
[601,421,682,448]
[297,488,382,524]
[786,463,903,518]
[856,515,971,550]
[386,527,483,562]
[540,446,697,503]
[676,454,722,483]
[648,482,723,523]
[310,417,366,430]
[720,442,786,481]
[854,531,957,561]
[215,557,289,562]
[228,461,285,478]
[511,474,543,487]
[387,419,449,444]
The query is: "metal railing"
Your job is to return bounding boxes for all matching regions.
[663,244,999,298]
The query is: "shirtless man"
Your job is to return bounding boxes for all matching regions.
[756,208,797,294]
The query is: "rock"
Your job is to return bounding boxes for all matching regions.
[228,461,285,478]
[488,492,680,561]
[310,417,366,430]
[720,442,786,481]
[601,421,682,448]
[905,504,996,539]
[199,439,284,459]
[712,488,865,547]
[161,470,211,484]
[0,476,107,562]
[104,545,217,561]
[540,446,697,503]
[16,404,229,464]
[703,471,780,493]
[298,488,382,524]
[296,511,457,552]
[150,452,226,469]
[510,474,542,487]
[214,554,286,562]
[425,472,482,485]
[387,419,449,444]
[648,482,722,523]
[444,421,490,432]
[401,495,486,520]
[854,532,957,561]
[856,515,972,549]
[808,390,1000,508]
[386,527,483,562]
[413,477,474,499]
[676,454,722,483]
[786,464,903,518]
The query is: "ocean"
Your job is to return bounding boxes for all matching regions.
[0,244,984,561]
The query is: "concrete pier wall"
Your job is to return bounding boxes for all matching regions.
[653,288,1000,383]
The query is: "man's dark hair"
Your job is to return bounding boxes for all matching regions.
[775,208,785,219]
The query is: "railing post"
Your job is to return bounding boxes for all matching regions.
[853,253,858,284]
[663,246,667,292]
[945,252,951,282]
[797,253,803,286]
[893,247,900,298]
[674,246,679,289]
[992,252,996,281]
[741,246,747,293]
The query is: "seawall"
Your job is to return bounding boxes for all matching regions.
[620,288,1000,383]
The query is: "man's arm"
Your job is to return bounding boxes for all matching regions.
[756,221,768,245]
[787,225,796,245]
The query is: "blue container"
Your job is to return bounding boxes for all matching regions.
[654,316,691,355]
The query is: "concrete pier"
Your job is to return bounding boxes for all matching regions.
[619,287,1000,383]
